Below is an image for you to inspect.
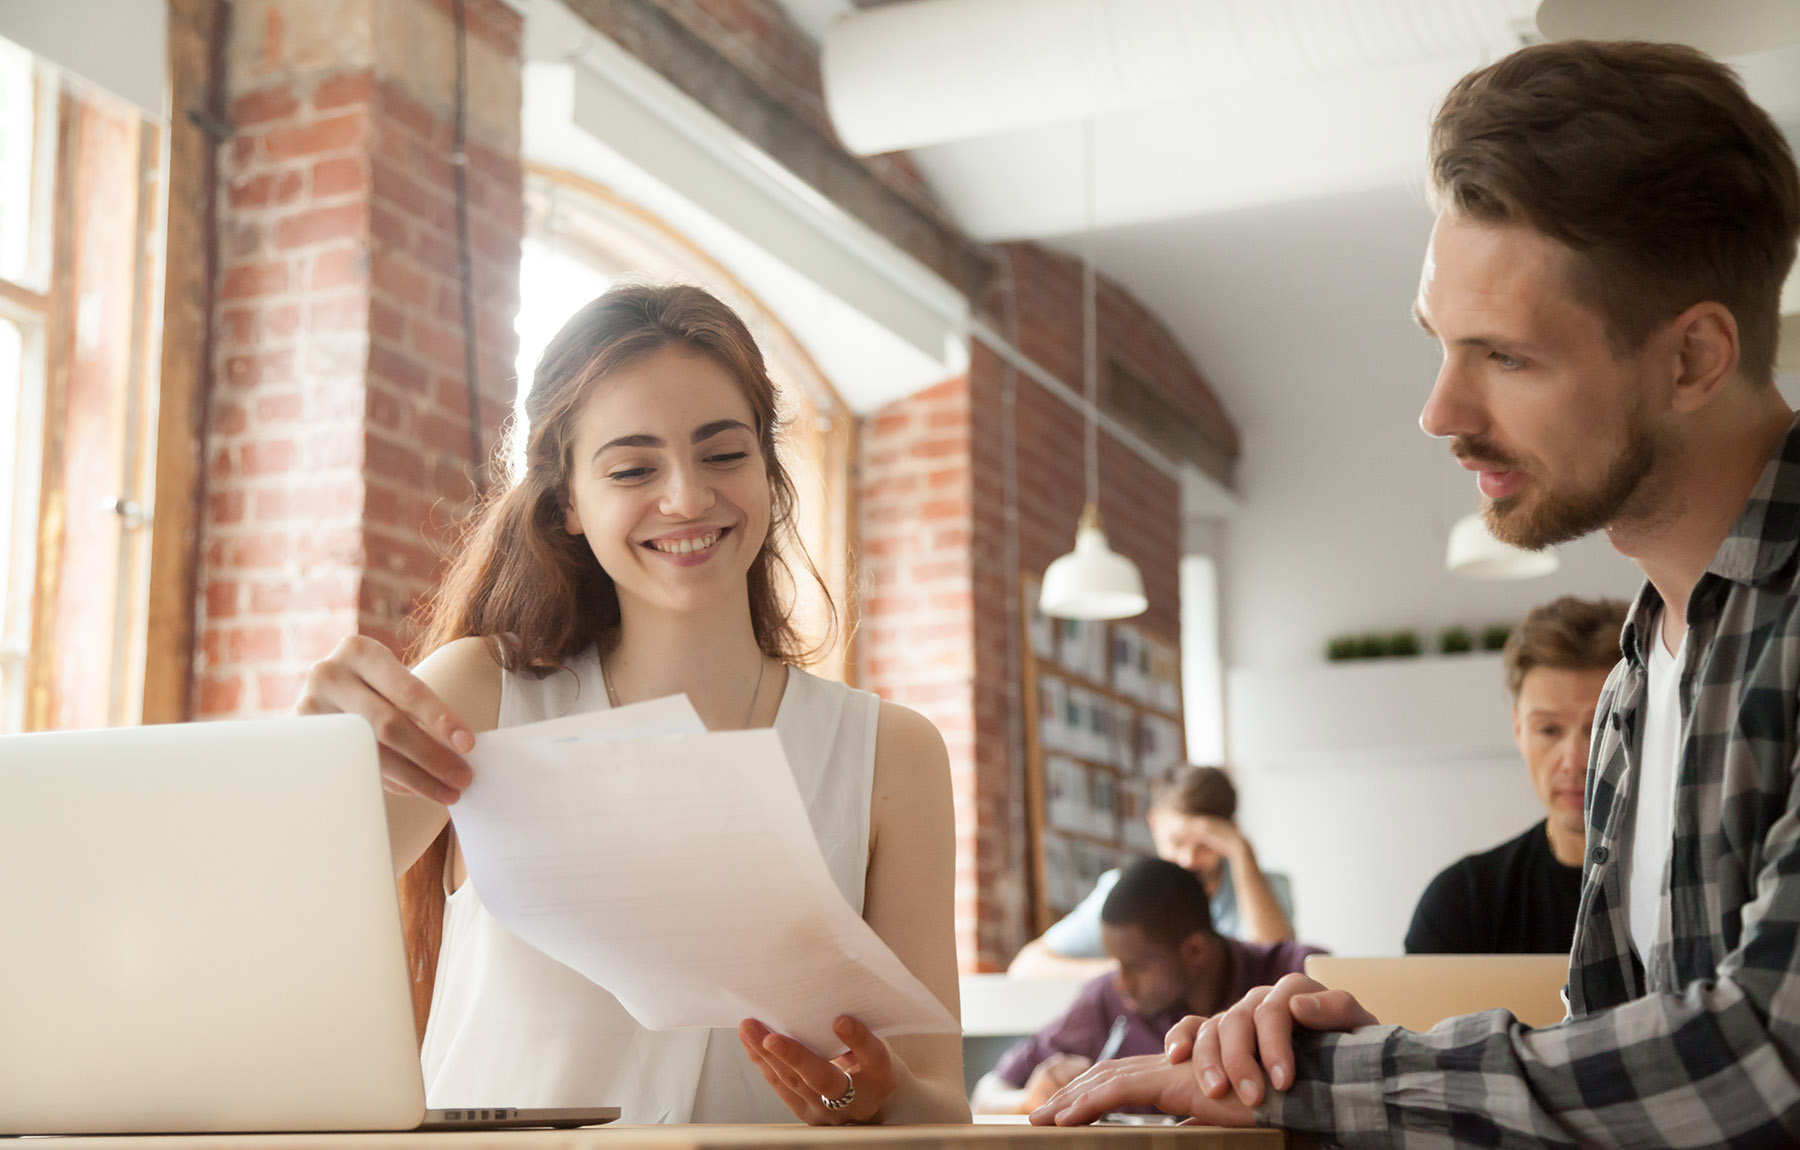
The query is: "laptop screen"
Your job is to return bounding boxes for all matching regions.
[0,715,426,1135]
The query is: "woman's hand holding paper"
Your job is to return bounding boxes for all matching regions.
[297,634,475,804]
[739,1014,898,1125]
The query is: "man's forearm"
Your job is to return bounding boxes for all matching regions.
[1260,981,1800,1148]
[1228,845,1294,942]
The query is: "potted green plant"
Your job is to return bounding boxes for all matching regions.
[1439,626,1473,654]
[1387,631,1421,657]
[1481,623,1514,651]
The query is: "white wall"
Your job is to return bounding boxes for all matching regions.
[1227,654,1544,954]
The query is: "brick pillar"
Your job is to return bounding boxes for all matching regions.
[857,377,985,964]
[861,255,1217,972]
[197,0,522,717]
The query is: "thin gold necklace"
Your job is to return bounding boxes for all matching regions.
[601,651,767,728]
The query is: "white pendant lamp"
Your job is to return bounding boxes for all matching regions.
[1535,0,1800,60]
[1445,511,1560,580]
[1042,503,1148,618]
[1040,121,1147,622]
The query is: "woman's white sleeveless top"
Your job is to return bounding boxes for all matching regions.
[418,649,880,1124]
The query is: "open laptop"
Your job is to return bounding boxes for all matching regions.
[0,714,618,1136]
[1304,954,1570,1032]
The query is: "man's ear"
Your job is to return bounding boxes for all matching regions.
[1665,301,1741,415]
[1178,931,1212,969]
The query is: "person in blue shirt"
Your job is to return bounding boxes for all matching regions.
[1009,765,1294,979]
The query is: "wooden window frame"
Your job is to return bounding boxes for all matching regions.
[138,0,225,725]
[0,53,59,733]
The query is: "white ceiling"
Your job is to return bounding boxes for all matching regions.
[778,0,1800,442]
[520,0,971,415]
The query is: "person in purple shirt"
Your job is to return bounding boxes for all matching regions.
[971,858,1323,1115]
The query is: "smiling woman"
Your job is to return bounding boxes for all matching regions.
[513,169,855,682]
[296,283,969,1126]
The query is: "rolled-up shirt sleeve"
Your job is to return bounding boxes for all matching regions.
[1257,771,1800,1148]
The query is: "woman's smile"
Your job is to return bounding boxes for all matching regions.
[642,526,731,564]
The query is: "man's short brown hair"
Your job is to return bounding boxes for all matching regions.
[1502,596,1630,699]
[1429,40,1800,384]
[1149,764,1236,821]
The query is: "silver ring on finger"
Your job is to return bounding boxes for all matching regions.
[821,1074,856,1111]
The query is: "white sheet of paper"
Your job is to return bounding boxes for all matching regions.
[450,697,960,1053]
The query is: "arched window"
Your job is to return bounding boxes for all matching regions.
[513,167,854,681]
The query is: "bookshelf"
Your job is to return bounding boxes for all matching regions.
[1020,575,1186,934]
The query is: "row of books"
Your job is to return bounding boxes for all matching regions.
[1042,754,1160,851]
[1041,836,1128,914]
[1026,608,1182,711]
[1037,674,1185,775]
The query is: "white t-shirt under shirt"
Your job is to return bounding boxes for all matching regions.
[1626,619,1685,967]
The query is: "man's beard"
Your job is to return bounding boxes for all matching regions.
[1456,415,1658,551]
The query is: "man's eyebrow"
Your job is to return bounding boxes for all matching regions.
[1411,306,1517,354]
[693,419,752,443]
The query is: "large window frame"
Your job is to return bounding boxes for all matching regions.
[0,38,169,734]
[0,45,56,732]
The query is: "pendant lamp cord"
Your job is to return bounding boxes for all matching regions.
[1082,117,1099,514]
[452,0,484,495]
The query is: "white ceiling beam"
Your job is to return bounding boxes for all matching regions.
[823,0,1535,156]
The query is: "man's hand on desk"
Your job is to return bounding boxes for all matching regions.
[1029,973,1379,1126]
[1021,1053,1092,1112]
[1027,1050,1256,1127]
[1173,974,1377,1107]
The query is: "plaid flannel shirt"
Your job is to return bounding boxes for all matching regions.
[1260,415,1800,1148]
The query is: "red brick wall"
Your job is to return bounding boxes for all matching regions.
[862,259,1203,971]
[857,376,983,959]
[996,242,1238,479]
[360,74,521,655]
[987,245,1189,643]
[196,0,522,717]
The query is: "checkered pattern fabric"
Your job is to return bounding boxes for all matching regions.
[1260,417,1800,1147]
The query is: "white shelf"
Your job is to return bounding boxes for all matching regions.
[959,973,1087,1036]
[1227,653,1514,771]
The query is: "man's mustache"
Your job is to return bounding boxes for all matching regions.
[1451,436,1522,471]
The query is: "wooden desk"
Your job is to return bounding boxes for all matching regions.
[22,1122,1284,1150]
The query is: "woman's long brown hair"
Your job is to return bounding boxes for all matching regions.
[396,283,835,1035]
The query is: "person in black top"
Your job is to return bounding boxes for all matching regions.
[1405,596,1628,954]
